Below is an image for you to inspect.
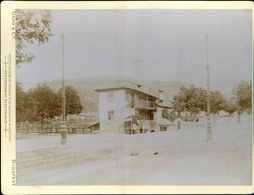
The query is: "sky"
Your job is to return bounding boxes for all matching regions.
[16,9,252,94]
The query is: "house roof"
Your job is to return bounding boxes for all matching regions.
[88,122,100,128]
[95,79,158,99]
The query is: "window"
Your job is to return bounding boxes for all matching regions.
[139,95,146,101]
[107,91,114,102]
[125,92,131,102]
[160,125,167,132]
[108,111,114,120]
[139,111,154,120]
[148,113,154,120]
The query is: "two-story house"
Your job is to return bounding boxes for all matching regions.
[95,79,172,134]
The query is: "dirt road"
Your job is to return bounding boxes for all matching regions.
[16,121,252,185]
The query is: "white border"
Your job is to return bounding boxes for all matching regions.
[1,1,253,194]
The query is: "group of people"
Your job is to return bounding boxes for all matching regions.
[131,111,141,134]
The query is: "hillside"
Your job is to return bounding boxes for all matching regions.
[43,75,191,114]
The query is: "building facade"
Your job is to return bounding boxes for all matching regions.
[95,80,172,134]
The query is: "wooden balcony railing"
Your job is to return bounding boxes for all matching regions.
[131,100,156,110]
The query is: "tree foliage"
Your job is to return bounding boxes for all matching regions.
[233,80,252,112]
[15,9,53,65]
[223,98,237,116]
[173,85,228,119]
[173,85,206,115]
[16,82,26,122]
[16,84,84,127]
[16,82,37,122]
[172,86,188,113]
[57,86,84,118]
[28,84,60,123]
[210,90,226,114]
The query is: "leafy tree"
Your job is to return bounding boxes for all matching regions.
[172,86,188,114]
[223,98,237,116]
[210,91,225,125]
[28,84,60,132]
[16,82,26,122]
[233,80,252,111]
[173,85,206,120]
[16,83,36,125]
[15,10,53,65]
[57,86,84,120]
[233,80,252,123]
[173,85,229,124]
[210,90,225,115]
[209,90,226,125]
[222,98,237,125]
[186,86,206,115]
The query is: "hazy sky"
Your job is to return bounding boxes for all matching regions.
[16,9,252,94]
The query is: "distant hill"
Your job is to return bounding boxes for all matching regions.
[43,75,191,114]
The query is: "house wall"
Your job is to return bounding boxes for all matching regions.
[98,89,159,133]
[141,119,156,131]
[128,90,157,132]
[99,89,132,133]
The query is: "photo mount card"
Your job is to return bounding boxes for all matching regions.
[1,1,253,194]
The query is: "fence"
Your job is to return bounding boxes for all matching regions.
[179,121,206,129]
[172,114,252,130]
[16,122,99,134]
[16,114,251,134]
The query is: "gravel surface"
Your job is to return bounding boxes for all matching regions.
[16,119,252,185]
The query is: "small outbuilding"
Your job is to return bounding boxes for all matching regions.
[88,122,100,132]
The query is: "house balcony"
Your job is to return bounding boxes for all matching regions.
[132,100,156,110]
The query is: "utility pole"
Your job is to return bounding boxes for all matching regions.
[206,34,212,142]
[61,33,67,145]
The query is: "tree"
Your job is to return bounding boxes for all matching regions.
[210,90,225,115]
[186,86,206,116]
[233,80,252,123]
[172,86,188,114]
[210,90,226,125]
[16,82,36,126]
[16,82,26,123]
[173,85,206,121]
[223,98,237,125]
[223,98,237,116]
[28,84,60,132]
[15,10,53,65]
[57,86,84,120]
[233,80,252,111]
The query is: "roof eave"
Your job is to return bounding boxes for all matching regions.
[95,87,158,99]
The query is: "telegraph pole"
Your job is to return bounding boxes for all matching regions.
[61,33,67,145]
[206,34,212,141]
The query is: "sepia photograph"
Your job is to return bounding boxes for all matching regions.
[1,1,253,194]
